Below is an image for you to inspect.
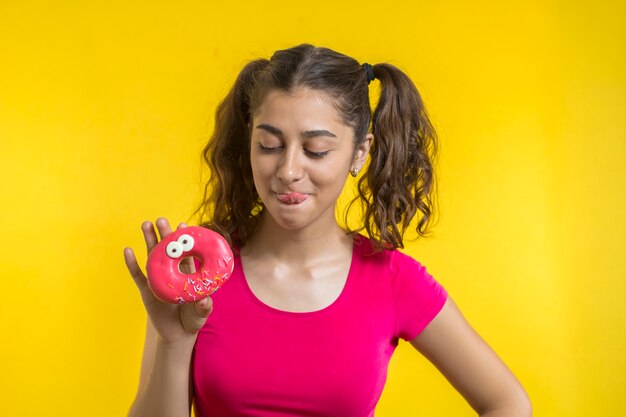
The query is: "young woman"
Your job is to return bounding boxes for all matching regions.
[124,44,532,417]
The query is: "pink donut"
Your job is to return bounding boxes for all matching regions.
[146,226,234,304]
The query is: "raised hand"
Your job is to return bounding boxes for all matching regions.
[124,217,213,345]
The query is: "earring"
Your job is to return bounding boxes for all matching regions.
[350,168,358,177]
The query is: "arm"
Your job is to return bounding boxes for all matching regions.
[410,296,532,417]
[128,319,193,417]
[125,219,213,417]
[128,316,196,417]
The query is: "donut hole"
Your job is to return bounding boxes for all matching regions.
[178,256,202,274]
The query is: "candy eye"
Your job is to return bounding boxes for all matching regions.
[177,234,194,251]
[166,241,184,258]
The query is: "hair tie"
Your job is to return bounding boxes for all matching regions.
[362,63,375,85]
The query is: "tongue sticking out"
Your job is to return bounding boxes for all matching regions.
[276,192,309,204]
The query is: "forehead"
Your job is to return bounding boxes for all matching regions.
[252,88,352,135]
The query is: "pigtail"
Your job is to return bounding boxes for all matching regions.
[192,59,269,252]
[357,63,438,251]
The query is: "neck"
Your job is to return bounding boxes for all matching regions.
[242,211,354,264]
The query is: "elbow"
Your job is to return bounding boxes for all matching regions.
[520,394,533,417]
[479,388,532,417]
[506,395,532,417]
[478,387,533,417]
[515,384,533,417]
[511,397,532,417]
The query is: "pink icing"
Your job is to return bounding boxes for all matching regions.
[146,226,234,304]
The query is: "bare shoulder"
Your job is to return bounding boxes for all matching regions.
[410,296,532,416]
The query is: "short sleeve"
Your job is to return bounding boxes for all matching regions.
[390,250,448,341]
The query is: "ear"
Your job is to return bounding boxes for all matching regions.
[351,133,373,171]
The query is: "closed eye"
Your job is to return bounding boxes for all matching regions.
[306,150,330,159]
[257,144,281,153]
[257,144,330,159]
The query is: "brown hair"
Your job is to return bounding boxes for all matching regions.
[191,43,438,253]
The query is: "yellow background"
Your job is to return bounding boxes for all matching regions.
[1,1,624,416]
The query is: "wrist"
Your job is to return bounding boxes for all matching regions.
[156,335,197,354]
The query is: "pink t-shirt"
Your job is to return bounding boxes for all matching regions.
[191,233,448,417]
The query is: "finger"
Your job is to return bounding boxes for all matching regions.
[181,257,197,274]
[194,296,213,317]
[142,221,158,254]
[124,247,148,290]
[155,217,173,241]
[124,247,159,304]
[176,222,193,273]
[180,297,213,333]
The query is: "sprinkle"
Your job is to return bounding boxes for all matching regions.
[167,283,174,289]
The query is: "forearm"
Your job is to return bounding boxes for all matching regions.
[128,339,195,417]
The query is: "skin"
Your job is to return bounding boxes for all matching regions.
[125,87,532,416]
[240,88,372,312]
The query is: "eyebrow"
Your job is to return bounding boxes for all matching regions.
[255,123,337,139]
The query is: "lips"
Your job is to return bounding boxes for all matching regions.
[275,192,310,205]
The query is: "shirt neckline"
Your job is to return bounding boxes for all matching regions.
[237,234,359,317]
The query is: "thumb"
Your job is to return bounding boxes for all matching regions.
[195,296,214,317]
[180,296,214,334]
[124,247,161,310]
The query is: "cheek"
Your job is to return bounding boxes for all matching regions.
[250,154,273,178]
[250,157,278,198]
[311,163,348,190]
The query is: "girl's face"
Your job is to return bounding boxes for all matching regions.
[250,87,371,232]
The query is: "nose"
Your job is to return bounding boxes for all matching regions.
[275,146,304,183]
